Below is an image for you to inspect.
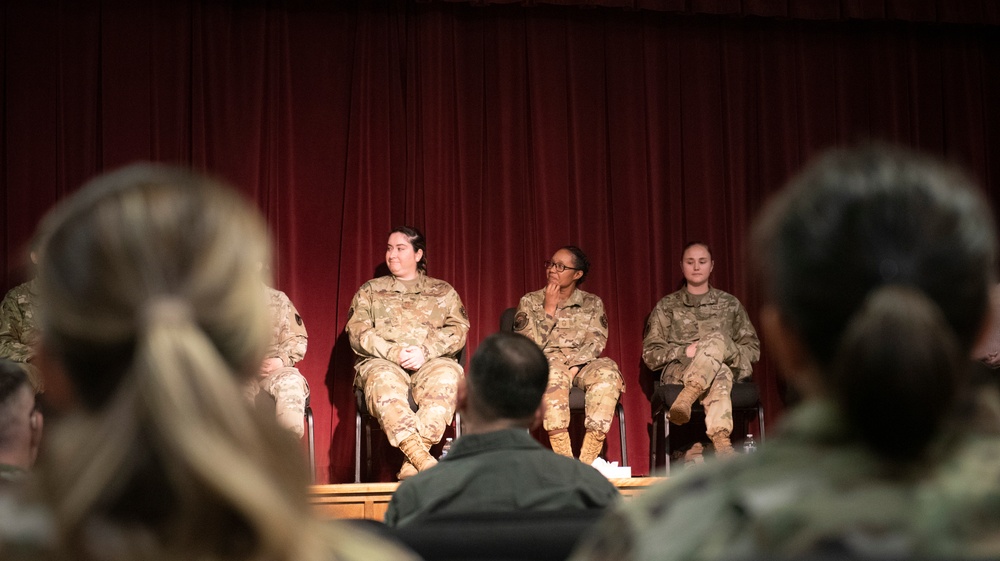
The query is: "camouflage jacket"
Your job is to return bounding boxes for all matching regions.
[346,274,469,366]
[264,286,307,367]
[570,399,1000,561]
[0,464,27,485]
[0,280,39,364]
[642,287,759,381]
[514,287,609,368]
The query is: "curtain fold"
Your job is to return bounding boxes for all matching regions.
[2,0,998,481]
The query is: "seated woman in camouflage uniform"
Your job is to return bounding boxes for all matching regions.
[0,165,412,561]
[642,242,760,456]
[513,246,624,465]
[571,145,1000,561]
[347,226,469,480]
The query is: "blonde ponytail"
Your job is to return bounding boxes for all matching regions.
[34,164,335,561]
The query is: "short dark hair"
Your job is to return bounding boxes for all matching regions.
[560,245,590,285]
[0,359,31,406]
[390,226,427,273]
[467,332,549,423]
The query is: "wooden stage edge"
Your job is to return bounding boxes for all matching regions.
[309,477,666,521]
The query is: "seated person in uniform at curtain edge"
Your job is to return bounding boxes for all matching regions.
[642,242,760,455]
[570,145,1000,561]
[513,246,624,465]
[0,359,42,484]
[0,164,413,561]
[384,331,620,527]
[347,226,470,480]
[972,283,1000,368]
[0,233,44,393]
[244,281,310,439]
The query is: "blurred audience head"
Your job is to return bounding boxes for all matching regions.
[30,163,334,561]
[464,332,549,429]
[753,144,997,461]
[0,359,42,475]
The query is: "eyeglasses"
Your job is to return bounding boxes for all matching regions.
[544,260,581,273]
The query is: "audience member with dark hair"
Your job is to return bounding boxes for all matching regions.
[514,246,625,465]
[0,164,415,561]
[384,331,619,527]
[571,144,1000,560]
[347,226,470,480]
[0,359,41,483]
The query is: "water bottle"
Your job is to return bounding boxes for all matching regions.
[440,437,453,459]
[743,434,757,454]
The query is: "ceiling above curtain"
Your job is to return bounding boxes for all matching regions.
[422,0,999,24]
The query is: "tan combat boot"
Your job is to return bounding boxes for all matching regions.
[683,442,705,467]
[396,462,418,480]
[548,430,574,458]
[399,435,438,477]
[667,384,703,425]
[578,430,606,465]
[710,430,735,457]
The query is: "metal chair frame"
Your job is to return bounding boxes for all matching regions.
[354,377,464,483]
[649,380,764,475]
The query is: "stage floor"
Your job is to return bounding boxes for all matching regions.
[308,477,665,521]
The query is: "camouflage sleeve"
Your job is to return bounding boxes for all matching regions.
[641,301,685,371]
[0,292,32,362]
[419,287,470,360]
[567,507,638,561]
[730,301,760,381]
[268,292,308,367]
[346,284,401,363]
[563,297,609,366]
[513,293,552,348]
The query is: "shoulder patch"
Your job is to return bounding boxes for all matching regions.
[513,311,529,331]
[600,314,608,329]
[460,306,468,320]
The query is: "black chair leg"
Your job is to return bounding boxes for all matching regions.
[616,402,628,467]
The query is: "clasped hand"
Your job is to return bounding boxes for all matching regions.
[399,346,426,371]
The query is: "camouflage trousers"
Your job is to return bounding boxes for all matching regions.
[662,332,735,435]
[543,357,624,434]
[355,357,462,448]
[246,367,310,439]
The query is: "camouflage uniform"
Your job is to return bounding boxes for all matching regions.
[0,464,27,485]
[0,279,41,391]
[972,283,1000,368]
[642,287,758,436]
[347,273,469,448]
[246,286,310,438]
[569,398,1000,561]
[514,288,624,434]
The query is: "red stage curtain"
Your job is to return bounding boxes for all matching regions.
[2,0,999,481]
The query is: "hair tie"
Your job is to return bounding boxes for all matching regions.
[142,296,193,327]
